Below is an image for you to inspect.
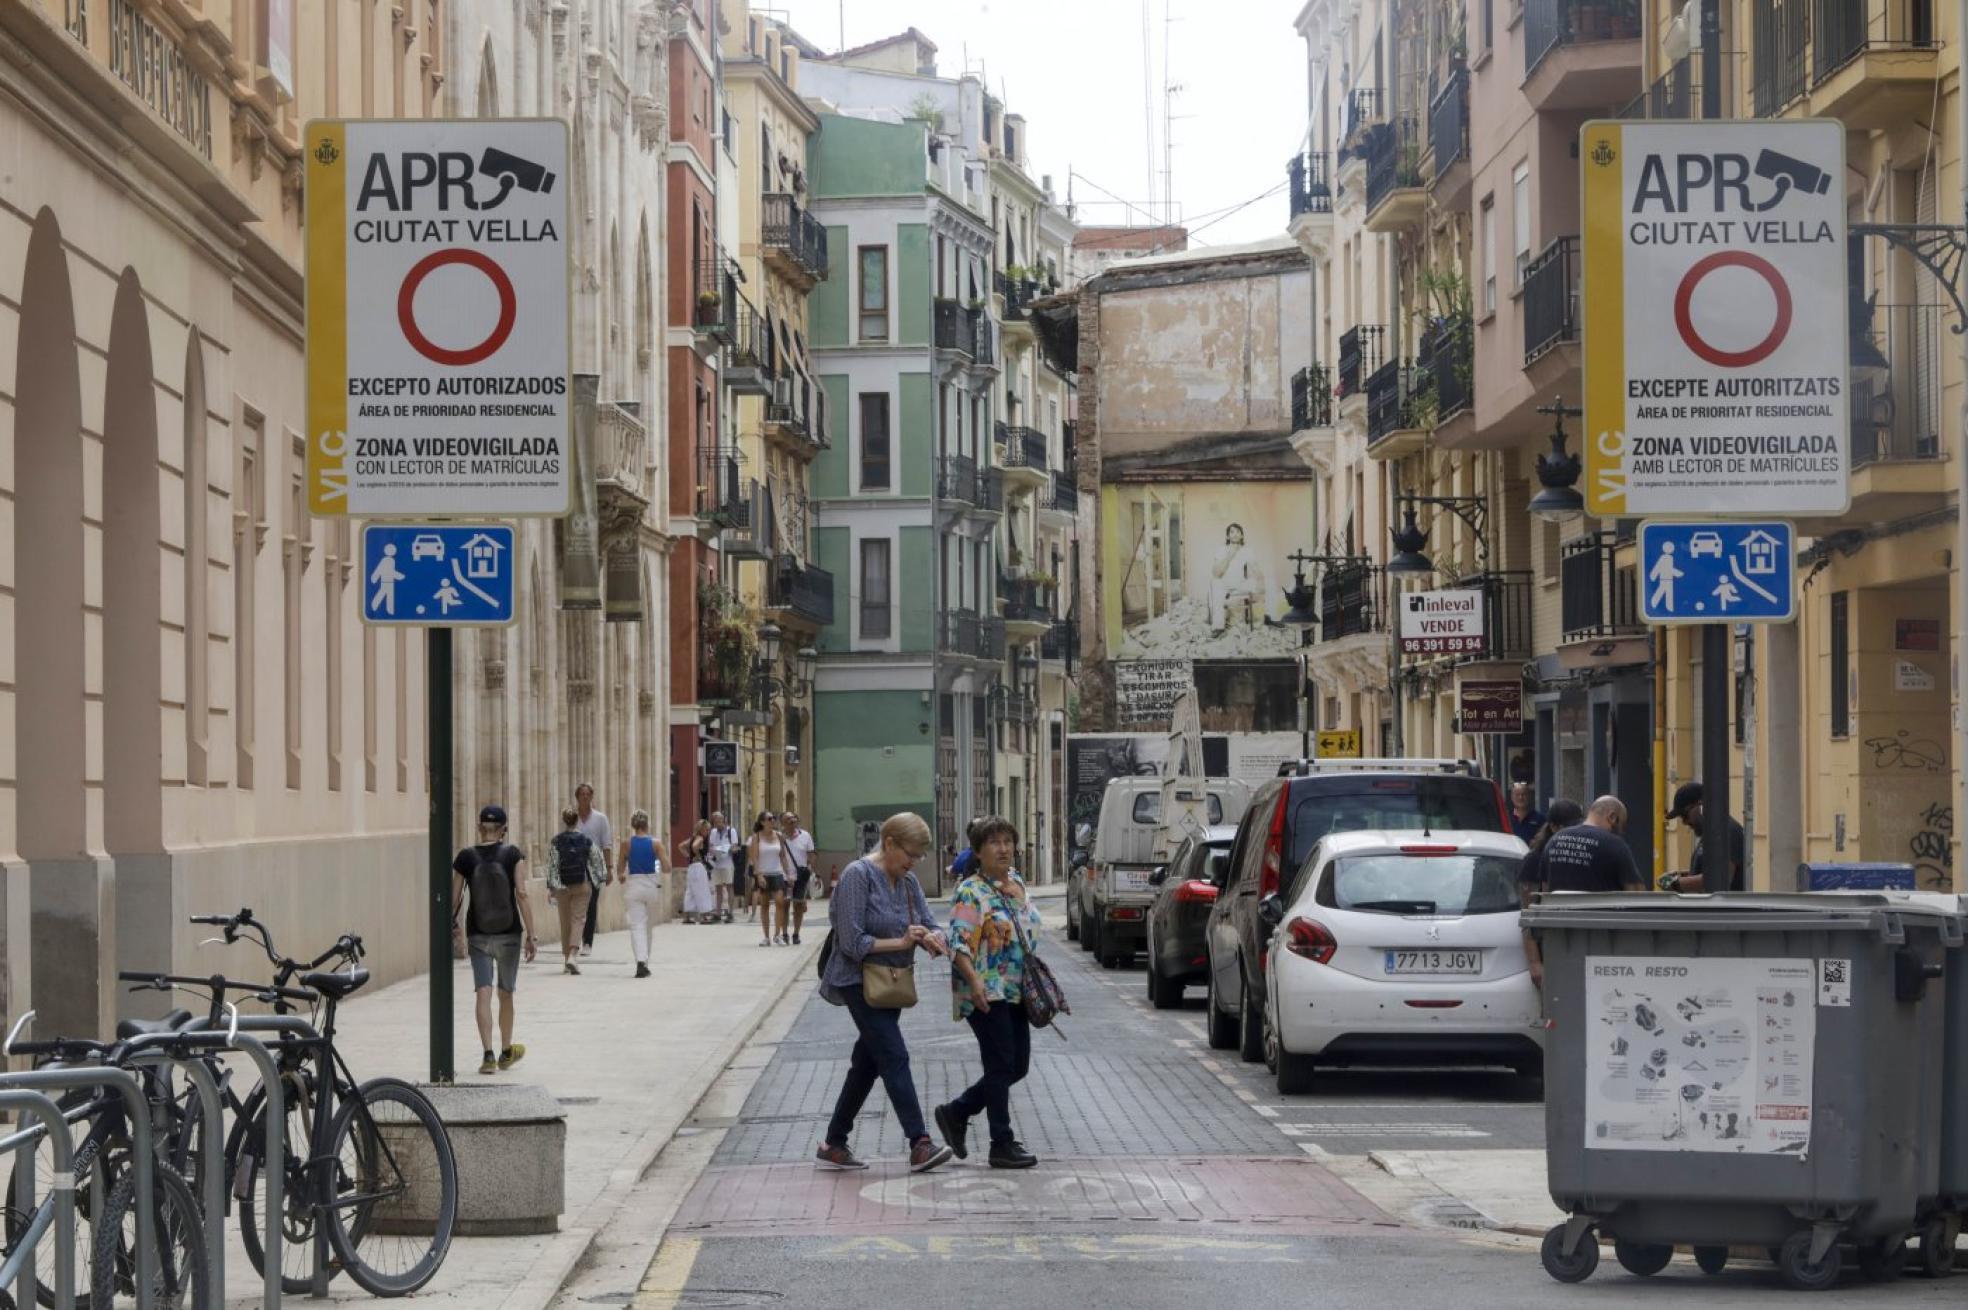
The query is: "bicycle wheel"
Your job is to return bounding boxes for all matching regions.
[325,1077,457,1296]
[90,1160,207,1308]
[236,1082,327,1295]
[5,1097,113,1310]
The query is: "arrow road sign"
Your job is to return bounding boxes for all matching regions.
[362,523,517,626]
[1638,520,1794,625]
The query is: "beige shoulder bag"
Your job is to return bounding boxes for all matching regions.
[861,872,920,1008]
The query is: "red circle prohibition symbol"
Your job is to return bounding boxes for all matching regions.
[1672,250,1792,369]
[396,248,517,366]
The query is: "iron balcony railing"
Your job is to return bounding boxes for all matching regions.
[1526,0,1642,75]
[1815,0,1935,84]
[1364,117,1423,215]
[1523,236,1581,364]
[933,298,973,356]
[1292,362,1334,430]
[693,257,737,340]
[697,447,743,524]
[770,555,835,627]
[1429,63,1468,181]
[971,307,995,367]
[1561,532,1643,641]
[726,293,772,377]
[977,465,1004,513]
[766,373,814,443]
[1460,571,1535,662]
[1422,318,1472,423]
[1340,87,1382,159]
[1319,565,1381,639]
[999,575,1056,624]
[1041,617,1077,669]
[938,453,979,505]
[1288,151,1333,219]
[1337,324,1385,399]
[1050,469,1080,515]
[1365,358,1423,444]
[1851,302,1946,465]
[1752,0,1810,114]
[997,424,1048,470]
[995,270,1044,320]
[938,610,1007,661]
[761,193,830,280]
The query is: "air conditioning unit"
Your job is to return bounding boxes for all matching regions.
[771,376,795,406]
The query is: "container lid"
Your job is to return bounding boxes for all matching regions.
[1523,890,1964,936]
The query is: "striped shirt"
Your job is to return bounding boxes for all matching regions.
[820,857,939,1001]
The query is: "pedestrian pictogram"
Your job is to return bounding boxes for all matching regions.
[1639,521,1795,624]
[361,523,517,627]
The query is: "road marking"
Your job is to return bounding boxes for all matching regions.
[1277,1123,1492,1139]
[805,1233,1319,1264]
[1253,1105,1279,1118]
[633,1236,703,1306]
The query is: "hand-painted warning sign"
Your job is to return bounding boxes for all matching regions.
[1581,119,1847,519]
[306,120,571,517]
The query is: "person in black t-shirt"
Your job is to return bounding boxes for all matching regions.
[450,804,538,1076]
[1520,796,1645,987]
[1659,781,1748,893]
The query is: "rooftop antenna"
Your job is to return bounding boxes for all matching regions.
[837,0,843,53]
[1140,0,1157,223]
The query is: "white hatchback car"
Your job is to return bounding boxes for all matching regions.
[1260,829,1543,1094]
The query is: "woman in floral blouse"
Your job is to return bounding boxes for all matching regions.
[933,815,1042,1169]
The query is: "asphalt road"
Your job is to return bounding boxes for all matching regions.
[626,916,1967,1308]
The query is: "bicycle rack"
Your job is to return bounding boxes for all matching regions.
[0,1064,158,1309]
[124,1028,237,1310]
[0,1087,75,1310]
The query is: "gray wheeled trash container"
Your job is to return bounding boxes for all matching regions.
[1523,892,1957,1290]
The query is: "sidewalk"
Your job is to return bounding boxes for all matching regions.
[218,908,820,1308]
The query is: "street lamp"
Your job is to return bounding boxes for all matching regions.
[758,621,784,667]
[1279,551,1320,628]
[1387,491,1491,577]
[1386,507,1435,576]
[1528,396,1585,522]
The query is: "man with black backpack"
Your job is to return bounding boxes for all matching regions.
[549,807,604,975]
[450,804,538,1076]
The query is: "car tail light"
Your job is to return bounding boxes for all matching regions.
[1174,880,1218,904]
[1109,907,1144,921]
[1258,790,1290,899]
[1284,917,1337,964]
[1400,844,1457,855]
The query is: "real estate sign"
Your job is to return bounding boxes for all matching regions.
[1581,119,1847,518]
[1399,589,1484,656]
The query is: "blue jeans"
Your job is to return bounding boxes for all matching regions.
[949,1000,1031,1145]
[825,985,927,1147]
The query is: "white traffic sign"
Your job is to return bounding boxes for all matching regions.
[1582,119,1848,518]
[305,119,571,517]
[1399,588,1485,656]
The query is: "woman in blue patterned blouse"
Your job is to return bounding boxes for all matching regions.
[933,815,1042,1169]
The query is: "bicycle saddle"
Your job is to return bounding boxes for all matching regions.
[301,967,370,999]
[115,1008,194,1039]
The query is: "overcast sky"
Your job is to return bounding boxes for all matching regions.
[770,0,1307,247]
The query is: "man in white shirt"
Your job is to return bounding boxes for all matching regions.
[707,811,739,925]
[782,812,818,945]
[574,783,614,955]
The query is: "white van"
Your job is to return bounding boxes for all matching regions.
[1069,776,1252,969]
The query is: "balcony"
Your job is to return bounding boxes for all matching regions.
[1805,0,1939,128]
[594,401,649,508]
[1422,317,1473,428]
[1047,469,1080,517]
[933,297,973,358]
[1040,617,1077,669]
[1292,363,1335,432]
[1523,237,1581,375]
[995,270,1044,326]
[999,574,1056,638]
[939,610,1007,662]
[937,454,1002,516]
[1336,324,1385,405]
[1318,565,1382,640]
[1457,571,1535,665]
[761,193,830,289]
[1363,118,1426,233]
[1287,152,1334,258]
[767,555,835,629]
[693,258,737,345]
[1428,64,1470,208]
[1365,358,1427,456]
[996,422,1050,492]
[1523,0,1644,111]
[1559,533,1649,669]
[1339,87,1381,166]
[765,372,816,451]
[723,294,773,396]
[1839,301,1949,526]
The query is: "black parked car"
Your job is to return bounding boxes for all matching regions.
[1204,760,1510,1062]
[1144,825,1238,1008]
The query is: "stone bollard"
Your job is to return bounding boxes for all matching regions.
[373,1083,566,1236]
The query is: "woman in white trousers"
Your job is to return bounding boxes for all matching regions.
[620,810,664,978]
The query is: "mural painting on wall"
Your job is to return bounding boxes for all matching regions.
[1101,481,1314,662]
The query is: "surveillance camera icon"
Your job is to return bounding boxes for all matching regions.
[1752,149,1830,210]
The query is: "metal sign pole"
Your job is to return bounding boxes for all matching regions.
[1703,624,1733,889]
[429,625,454,1085]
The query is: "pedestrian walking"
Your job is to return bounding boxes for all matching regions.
[574,783,614,954]
[1519,796,1644,988]
[734,823,755,921]
[1516,797,1584,990]
[549,808,603,975]
[815,812,954,1174]
[681,819,716,924]
[450,804,537,1076]
[825,862,841,898]
[783,811,816,945]
[707,812,739,924]
[620,809,663,978]
[934,815,1041,1169]
[750,811,792,947]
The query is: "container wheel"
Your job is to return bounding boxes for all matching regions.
[1694,1246,1729,1276]
[1541,1224,1599,1284]
[1919,1217,1955,1278]
[1776,1230,1842,1292]
[1614,1240,1673,1277]
[1858,1233,1907,1283]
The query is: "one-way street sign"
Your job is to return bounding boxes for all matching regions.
[362,523,517,626]
[1638,520,1794,624]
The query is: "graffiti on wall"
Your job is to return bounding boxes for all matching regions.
[1911,802,1953,891]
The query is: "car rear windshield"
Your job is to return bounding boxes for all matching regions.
[1288,778,1503,866]
[1319,854,1522,915]
[1131,793,1226,825]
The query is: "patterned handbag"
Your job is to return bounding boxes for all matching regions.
[1006,896,1069,1031]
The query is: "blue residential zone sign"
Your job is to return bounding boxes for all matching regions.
[362,523,516,627]
[1637,520,1795,625]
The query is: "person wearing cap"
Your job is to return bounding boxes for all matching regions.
[450,804,538,1076]
[1660,781,1747,892]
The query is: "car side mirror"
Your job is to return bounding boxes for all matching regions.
[1149,867,1168,886]
[1258,893,1285,929]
